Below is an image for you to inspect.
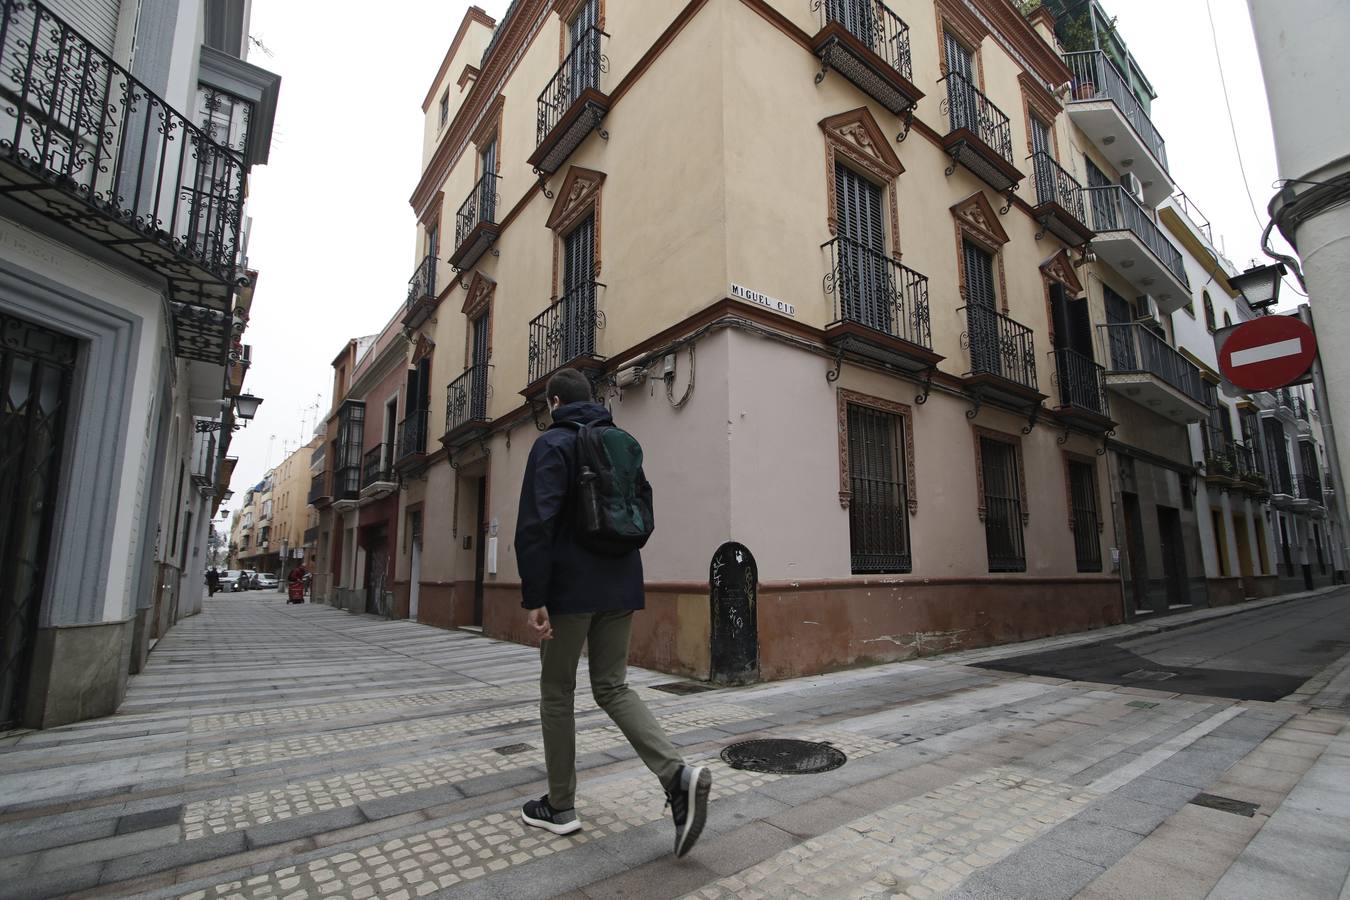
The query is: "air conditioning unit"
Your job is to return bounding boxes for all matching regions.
[1121,172,1146,205]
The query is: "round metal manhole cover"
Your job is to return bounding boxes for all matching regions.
[720,739,847,775]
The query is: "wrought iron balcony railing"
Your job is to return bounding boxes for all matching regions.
[961,304,1037,391]
[815,0,913,82]
[1296,473,1324,503]
[307,473,327,505]
[397,410,428,462]
[407,254,436,312]
[0,0,250,361]
[454,172,499,252]
[822,236,931,349]
[532,24,607,174]
[303,526,319,545]
[1051,348,1108,417]
[361,444,392,489]
[1030,152,1087,224]
[1064,50,1168,173]
[1083,185,1188,288]
[528,281,603,386]
[941,71,1014,166]
[1099,323,1209,407]
[445,364,490,437]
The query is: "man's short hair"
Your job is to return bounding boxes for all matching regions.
[547,369,593,406]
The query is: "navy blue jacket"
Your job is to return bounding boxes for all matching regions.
[515,401,650,614]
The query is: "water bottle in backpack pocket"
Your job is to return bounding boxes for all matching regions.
[567,422,654,555]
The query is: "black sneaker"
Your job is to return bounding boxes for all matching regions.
[521,795,581,835]
[665,764,711,858]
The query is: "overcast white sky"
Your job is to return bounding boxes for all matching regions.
[217,0,1294,520]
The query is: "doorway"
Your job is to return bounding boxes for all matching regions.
[365,524,389,617]
[1157,506,1190,608]
[0,314,78,730]
[409,511,422,622]
[1121,492,1149,613]
[472,477,487,626]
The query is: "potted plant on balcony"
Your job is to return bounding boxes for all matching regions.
[1204,453,1236,485]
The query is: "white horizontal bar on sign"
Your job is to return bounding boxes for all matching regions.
[1230,338,1303,368]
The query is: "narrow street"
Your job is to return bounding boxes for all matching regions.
[1,592,1349,900]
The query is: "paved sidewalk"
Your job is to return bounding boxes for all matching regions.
[0,591,1347,899]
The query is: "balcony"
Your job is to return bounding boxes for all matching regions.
[360,444,396,500]
[396,410,429,469]
[308,472,330,507]
[0,0,250,365]
[309,442,326,475]
[528,25,609,177]
[1083,185,1189,311]
[1029,152,1093,247]
[449,172,500,272]
[332,465,361,510]
[810,1,923,125]
[959,304,1043,411]
[1097,323,1209,424]
[821,236,941,374]
[403,253,438,329]
[190,428,218,493]
[442,364,491,453]
[1276,473,1325,512]
[1050,348,1111,430]
[303,526,319,546]
[939,72,1022,194]
[1064,50,1172,207]
[525,281,605,393]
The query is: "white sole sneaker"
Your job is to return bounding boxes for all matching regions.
[675,765,712,857]
[521,809,582,835]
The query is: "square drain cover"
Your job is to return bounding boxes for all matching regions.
[492,743,532,756]
[1190,793,1259,817]
[1126,700,1160,709]
[651,682,718,695]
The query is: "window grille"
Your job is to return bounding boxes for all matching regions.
[980,437,1025,572]
[847,404,911,573]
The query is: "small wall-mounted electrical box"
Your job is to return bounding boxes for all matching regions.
[662,354,676,378]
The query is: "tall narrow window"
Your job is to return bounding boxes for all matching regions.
[835,161,890,331]
[1030,115,1052,159]
[963,239,1002,378]
[479,137,498,224]
[568,0,601,103]
[944,32,973,81]
[470,314,489,421]
[439,90,450,128]
[1068,460,1102,571]
[1203,291,1216,333]
[980,437,1025,572]
[944,32,976,133]
[848,404,910,574]
[562,216,597,362]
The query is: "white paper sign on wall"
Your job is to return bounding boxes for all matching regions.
[731,283,795,318]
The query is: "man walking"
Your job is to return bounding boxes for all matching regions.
[515,369,711,858]
[206,567,221,597]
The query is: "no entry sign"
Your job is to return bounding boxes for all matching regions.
[1218,315,1317,391]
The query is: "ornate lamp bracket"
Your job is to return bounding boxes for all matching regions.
[999,191,1015,216]
[1021,404,1042,435]
[914,367,935,405]
[896,108,914,144]
[825,349,844,383]
[1057,424,1072,446]
[966,391,983,420]
[533,168,554,200]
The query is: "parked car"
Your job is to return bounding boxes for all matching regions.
[235,570,259,591]
[218,569,241,592]
[256,573,279,590]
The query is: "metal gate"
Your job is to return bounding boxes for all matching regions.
[0,312,78,729]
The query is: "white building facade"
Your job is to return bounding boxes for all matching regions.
[0,0,279,728]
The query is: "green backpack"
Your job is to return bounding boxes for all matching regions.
[566,422,654,555]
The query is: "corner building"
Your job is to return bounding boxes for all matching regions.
[373,0,1213,680]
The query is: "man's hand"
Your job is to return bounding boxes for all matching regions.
[527,607,553,641]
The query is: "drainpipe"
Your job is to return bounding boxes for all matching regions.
[1300,303,1350,583]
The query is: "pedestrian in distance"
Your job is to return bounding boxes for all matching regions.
[515,368,711,858]
[206,567,221,597]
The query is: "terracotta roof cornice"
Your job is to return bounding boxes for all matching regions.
[967,0,1071,89]
[421,6,496,113]
[411,0,552,218]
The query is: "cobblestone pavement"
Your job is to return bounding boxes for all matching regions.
[1,590,1348,899]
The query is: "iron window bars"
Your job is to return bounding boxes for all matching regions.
[962,304,1039,391]
[941,71,1014,166]
[527,281,602,386]
[816,0,913,82]
[1082,185,1189,289]
[1063,50,1169,173]
[1067,460,1102,572]
[847,403,911,574]
[980,437,1026,572]
[445,364,490,436]
[1052,347,1108,417]
[1029,150,1088,227]
[454,171,499,253]
[822,236,932,350]
[1098,323,1208,407]
[0,0,248,359]
[397,410,429,462]
[361,444,392,490]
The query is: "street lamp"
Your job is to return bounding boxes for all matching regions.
[1231,262,1286,311]
[234,393,264,420]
